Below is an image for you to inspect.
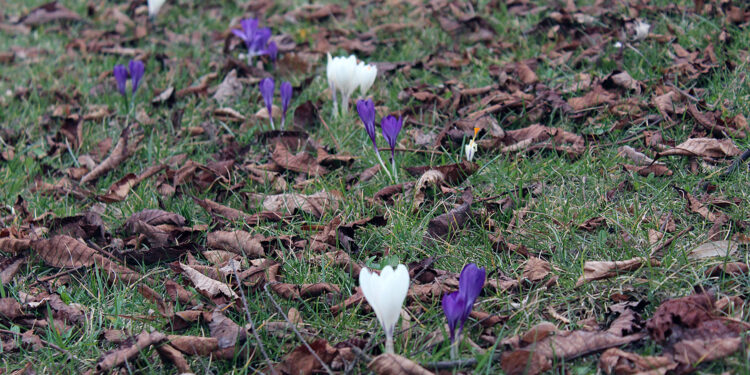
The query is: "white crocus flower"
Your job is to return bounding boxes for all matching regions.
[327,54,376,117]
[634,20,650,41]
[355,61,377,96]
[147,0,166,19]
[465,127,479,162]
[465,140,477,162]
[359,264,410,354]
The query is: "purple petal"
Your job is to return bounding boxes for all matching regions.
[251,27,272,53]
[280,82,292,116]
[240,18,258,38]
[231,28,249,43]
[380,115,403,152]
[357,99,377,149]
[442,291,467,343]
[265,41,278,61]
[259,77,275,114]
[458,263,486,318]
[128,60,145,94]
[113,64,127,97]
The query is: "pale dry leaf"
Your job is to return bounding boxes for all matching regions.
[179,263,238,300]
[688,240,738,260]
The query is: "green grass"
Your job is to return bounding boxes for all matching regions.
[1,0,749,373]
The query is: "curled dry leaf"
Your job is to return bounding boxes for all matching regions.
[646,292,715,343]
[704,262,749,277]
[81,125,141,184]
[209,311,245,349]
[206,230,264,258]
[0,298,24,320]
[576,258,661,287]
[368,353,435,375]
[271,142,328,175]
[20,2,82,26]
[0,238,31,255]
[177,263,237,300]
[155,344,192,374]
[270,282,341,300]
[599,348,676,374]
[658,137,741,159]
[167,334,219,356]
[93,331,167,374]
[212,69,242,105]
[424,188,473,244]
[404,160,479,185]
[0,255,25,284]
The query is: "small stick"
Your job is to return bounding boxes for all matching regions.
[0,328,86,365]
[230,266,277,375]
[421,357,479,371]
[263,283,335,375]
[378,147,445,155]
[650,225,694,258]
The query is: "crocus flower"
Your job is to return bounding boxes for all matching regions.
[147,0,166,19]
[327,54,376,116]
[458,263,486,319]
[442,263,485,358]
[113,64,128,97]
[233,19,276,64]
[280,81,292,129]
[128,60,145,95]
[259,78,275,129]
[465,127,479,162]
[442,291,468,344]
[357,99,392,180]
[359,264,410,354]
[380,115,403,180]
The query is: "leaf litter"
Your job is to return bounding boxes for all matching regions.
[1,0,749,373]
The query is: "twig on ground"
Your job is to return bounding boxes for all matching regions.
[650,225,694,258]
[263,283,335,375]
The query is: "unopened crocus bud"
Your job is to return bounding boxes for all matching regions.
[259,77,275,129]
[128,60,145,95]
[280,81,292,129]
[113,64,128,97]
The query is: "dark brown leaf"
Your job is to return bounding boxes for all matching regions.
[20,2,82,26]
[368,353,435,375]
[424,188,473,244]
[94,331,167,373]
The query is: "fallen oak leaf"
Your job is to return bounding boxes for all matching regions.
[206,230,264,258]
[98,164,165,203]
[598,348,676,374]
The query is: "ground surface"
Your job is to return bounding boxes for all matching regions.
[1,0,749,374]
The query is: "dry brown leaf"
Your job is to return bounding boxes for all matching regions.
[155,344,192,374]
[212,69,242,105]
[0,298,24,320]
[20,2,82,26]
[273,339,339,374]
[167,335,219,356]
[522,257,551,282]
[81,125,141,184]
[0,238,31,255]
[93,331,167,374]
[368,353,435,375]
[271,142,328,175]
[658,138,741,158]
[576,258,661,287]
[251,191,340,218]
[206,231,264,257]
[0,256,25,284]
[32,235,96,269]
[599,348,676,374]
[424,189,473,244]
[688,240,738,260]
[178,263,237,300]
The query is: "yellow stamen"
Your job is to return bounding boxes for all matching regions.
[473,127,480,139]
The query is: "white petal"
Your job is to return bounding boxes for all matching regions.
[359,268,385,330]
[357,64,377,95]
[148,0,166,17]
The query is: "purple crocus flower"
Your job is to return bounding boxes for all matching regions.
[442,291,468,344]
[259,77,275,129]
[280,81,292,129]
[442,263,486,352]
[458,263,486,328]
[128,60,145,94]
[232,18,276,63]
[113,64,128,97]
[380,115,403,159]
[356,99,377,149]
